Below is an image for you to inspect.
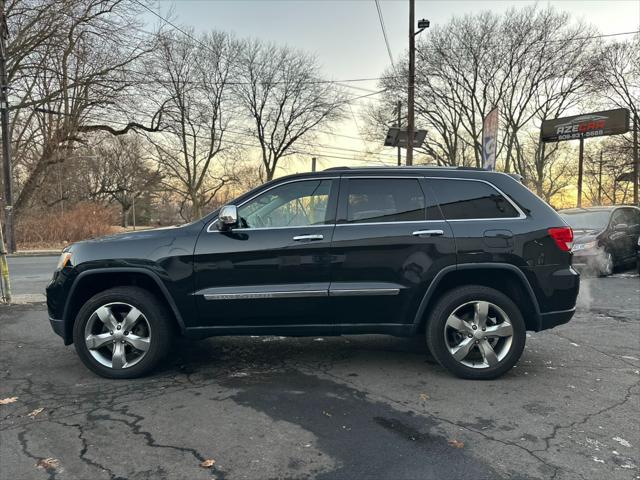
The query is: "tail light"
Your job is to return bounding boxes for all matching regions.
[548,227,574,252]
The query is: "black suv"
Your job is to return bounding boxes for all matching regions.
[46,167,579,380]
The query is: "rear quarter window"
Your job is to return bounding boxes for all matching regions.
[428,179,520,220]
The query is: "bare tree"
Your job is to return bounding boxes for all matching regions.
[369,5,596,174]
[6,0,163,214]
[583,137,634,206]
[86,135,162,226]
[515,131,574,202]
[235,40,345,180]
[593,35,640,126]
[146,31,237,220]
[592,35,640,201]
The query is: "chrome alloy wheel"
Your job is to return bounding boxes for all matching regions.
[84,302,151,370]
[444,301,514,369]
[603,252,614,276]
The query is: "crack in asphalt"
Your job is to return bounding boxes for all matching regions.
[7,380,231,479]
[51,418,119,480]
[532,377,640,454]
[303,361,560,480]
[17,425,60,480]
[550,331,640,369]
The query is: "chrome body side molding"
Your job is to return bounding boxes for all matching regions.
[196,282,403,300]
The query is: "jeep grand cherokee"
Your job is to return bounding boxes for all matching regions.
[46,167,580,380]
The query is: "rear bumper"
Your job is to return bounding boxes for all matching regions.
[539,307,575,331]
[527,265,579,331]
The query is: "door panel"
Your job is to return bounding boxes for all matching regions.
[329,177,456,327]
[194,226,334,326]
[628,209,640,262]
[620,208,640,262]
[329,221,455,326]
[193,178,338,328]
[609,209,633,263]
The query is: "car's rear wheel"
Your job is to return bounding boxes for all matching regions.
[426,285,526,380]
[73,287,173,379]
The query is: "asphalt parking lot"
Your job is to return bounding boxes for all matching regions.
[0,257,638,480]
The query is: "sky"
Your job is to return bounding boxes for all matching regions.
[145,0,640,173]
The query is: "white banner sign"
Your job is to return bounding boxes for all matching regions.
[482,108,499,171]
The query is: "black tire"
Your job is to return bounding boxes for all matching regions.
[598,250,614,277]
[426,285,526,380]
[73,287,174,379]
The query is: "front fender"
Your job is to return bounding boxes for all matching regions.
[57,267,188,344]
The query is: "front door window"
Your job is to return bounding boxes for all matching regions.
[238,180,333,229]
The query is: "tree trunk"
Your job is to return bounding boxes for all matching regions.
[190,193,202,221]
[121,206,130,228]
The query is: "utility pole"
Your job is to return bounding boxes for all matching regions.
[131,192,136,231]
[396,101,402,166]
[311,157,317,173]
[577,138,584,208]
[0,215,11,303]
[406,0,415,166]
[598,150,603,206]
[633,113,638,205]
[0,0,15,253]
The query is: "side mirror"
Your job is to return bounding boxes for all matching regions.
[614,223,628,232]
[218,205,238,230]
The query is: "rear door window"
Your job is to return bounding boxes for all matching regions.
[428,179,520,220]
[345,178,426,223]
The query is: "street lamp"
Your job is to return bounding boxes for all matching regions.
[407,0,429,166]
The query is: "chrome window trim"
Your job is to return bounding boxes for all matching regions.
[424,176,527,221]
[206,176,339,233]
[336,219,443,227]
[216,224,333,232]
[206,174,526,232]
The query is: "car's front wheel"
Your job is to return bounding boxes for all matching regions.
[73,287,174,379]
[426,285,526,380]
[598,251,614,277]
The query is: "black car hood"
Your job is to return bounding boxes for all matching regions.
[76,223,200,245]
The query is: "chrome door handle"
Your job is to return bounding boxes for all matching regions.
[412,229,444,237]
[293,234,324,241]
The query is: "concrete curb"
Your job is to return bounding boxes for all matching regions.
[5,293,46,304]
[8,251,61,258]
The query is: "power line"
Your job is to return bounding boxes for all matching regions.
[11,28,639,90]
[374,0,395,69]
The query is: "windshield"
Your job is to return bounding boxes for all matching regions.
[559,211,610,230]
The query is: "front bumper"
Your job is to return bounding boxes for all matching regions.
[48,316,72,344]
[572,249,607,270]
